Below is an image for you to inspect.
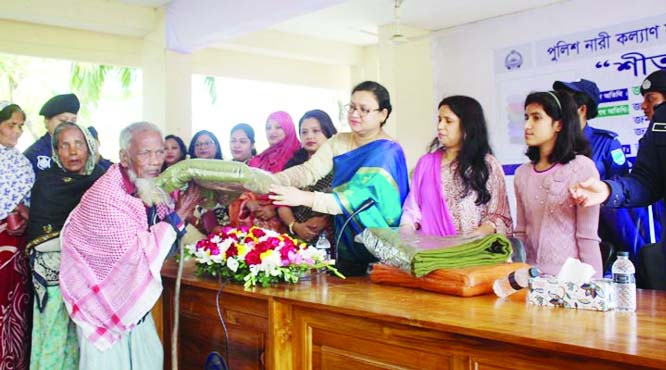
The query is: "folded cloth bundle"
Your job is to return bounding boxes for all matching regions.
[358,228,513,277]
[370,262,530,297]
[155,159,277,207]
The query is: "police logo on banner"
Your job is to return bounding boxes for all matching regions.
[505,50,523,71]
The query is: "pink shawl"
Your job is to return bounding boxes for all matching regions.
[248,111,300,173]
[60,164,176,351]
[401,150,457,236]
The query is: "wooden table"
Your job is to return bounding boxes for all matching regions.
[161,259,666,370]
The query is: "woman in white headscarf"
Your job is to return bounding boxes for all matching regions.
[0,101,35,370]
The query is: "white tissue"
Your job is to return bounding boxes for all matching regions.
[556,258,596,285]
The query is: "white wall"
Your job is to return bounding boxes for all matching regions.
[430,0,665,221]
[0,19,143,67]
[431,0,665,156]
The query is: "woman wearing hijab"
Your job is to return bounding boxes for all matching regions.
[0,102,35,370]
[230,111,300,232]
[248,111,300,172]
[27,122,105,370]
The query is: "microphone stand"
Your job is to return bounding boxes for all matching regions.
[334,199,376,262]
[172,238,185,370]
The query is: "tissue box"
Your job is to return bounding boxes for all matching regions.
[527,276,615,311]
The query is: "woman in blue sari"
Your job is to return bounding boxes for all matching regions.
[270,81,409,275]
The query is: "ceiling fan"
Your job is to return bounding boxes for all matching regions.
[358,0,429,45]
[389,0,409,44]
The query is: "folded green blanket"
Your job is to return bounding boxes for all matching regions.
[155,159,278,208]
[411,234,512,277]
[359,228,512,277]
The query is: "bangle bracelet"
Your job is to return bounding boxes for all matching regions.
[288,221,295,234]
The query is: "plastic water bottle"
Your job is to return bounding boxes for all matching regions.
[612,251,636,312]
[315,233,331,262]
[493,267,540,298]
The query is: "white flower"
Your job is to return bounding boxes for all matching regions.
[210,252,224,264]
[249,264,260,277]
[227,257,239,272]
[217,238,234,255]
[185,244,197,255]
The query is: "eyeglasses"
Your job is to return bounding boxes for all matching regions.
[195,140,214,148]
[344,104,381,117]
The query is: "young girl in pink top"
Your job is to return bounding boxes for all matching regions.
[514,90,602,277]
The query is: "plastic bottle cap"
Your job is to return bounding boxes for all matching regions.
[617,251,629,257]
[528,267,540,278]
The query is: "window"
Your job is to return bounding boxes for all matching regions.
[0,53,142,161]
[191,75,347,158]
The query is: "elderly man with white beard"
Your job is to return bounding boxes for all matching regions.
[59,121,200,370]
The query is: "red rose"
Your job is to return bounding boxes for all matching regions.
[279,245,296,260]
[251,228,266,238]
[196,239,208,250]
[226,243,238,258]
[255,241,271,253]
[245,250,261,265]
[282,237,295,248]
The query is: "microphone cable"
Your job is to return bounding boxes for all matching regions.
[333,198,376,261]
[214,277,231,369]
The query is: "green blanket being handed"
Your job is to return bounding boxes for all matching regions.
[359,228,512,277]
[155,159,278,208]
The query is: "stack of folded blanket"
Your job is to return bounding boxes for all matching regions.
[359,228,520,296]
[370,262,530,297]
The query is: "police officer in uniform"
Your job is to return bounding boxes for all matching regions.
[571,70,666,290]
[23,93,80,174]
[554,79,630,273]
[553,79,629,179]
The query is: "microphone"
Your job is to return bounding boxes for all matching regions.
[334,198,376,261]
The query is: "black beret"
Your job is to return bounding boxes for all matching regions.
[640,70,666,95]
[39,93,80,118]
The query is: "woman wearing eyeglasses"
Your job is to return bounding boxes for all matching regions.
[188,130,223,159]
[183,130,224,241]
[269,81,409,276]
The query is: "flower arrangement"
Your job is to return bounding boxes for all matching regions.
[186,226,344,287]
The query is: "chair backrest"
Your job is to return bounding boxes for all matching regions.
[599,241,616,276]
[636,243,666,290]
[508,237,526,263]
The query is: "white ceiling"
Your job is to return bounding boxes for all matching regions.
[116,0,171,7]
[0,0,566,46]
[271,0,565,45]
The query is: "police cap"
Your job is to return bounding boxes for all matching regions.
[640,70,666,95]
[39,93,80,118]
